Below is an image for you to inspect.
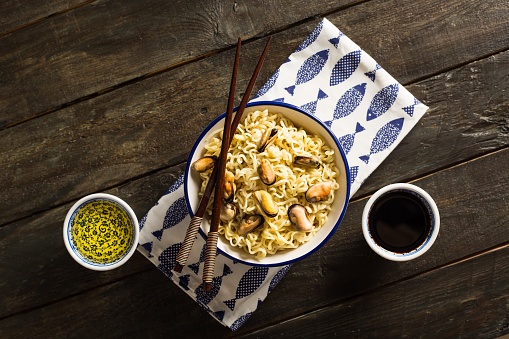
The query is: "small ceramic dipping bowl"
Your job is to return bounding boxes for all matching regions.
[63,193,139,270]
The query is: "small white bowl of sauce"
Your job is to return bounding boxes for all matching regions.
[63,193,139,270]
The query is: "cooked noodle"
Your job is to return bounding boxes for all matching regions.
[198,109,339,259]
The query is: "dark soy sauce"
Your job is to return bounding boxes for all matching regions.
[369,191,431,253]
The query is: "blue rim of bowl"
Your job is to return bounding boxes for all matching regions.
[66,197,137,267]
[184,101,351,267]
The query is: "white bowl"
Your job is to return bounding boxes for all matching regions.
[184,101,350,266]
[63,193,139,270]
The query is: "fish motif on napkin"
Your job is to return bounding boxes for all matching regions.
[137,18,429,331]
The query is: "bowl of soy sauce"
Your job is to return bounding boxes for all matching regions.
[362,183,440,261]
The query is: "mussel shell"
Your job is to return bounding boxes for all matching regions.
[258,159,276,185]
[220,202,237,221]
[258,128,278,152]
[191,156,217,172]
[305,181,333,203]
[294,155,321,168]
[223,170,236,202]
[288,204,313,232]
[253,190,278,218]
[238,215,265,235]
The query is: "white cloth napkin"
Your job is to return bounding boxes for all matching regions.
[137,18,428,330]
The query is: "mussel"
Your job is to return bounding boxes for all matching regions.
[223,170,236,202]
[191,156,217,172]
[288,204,312,232]
[238,215,265,235]
[258,128,278,152]
[258,159,276,185]
[253,190,278,218]
[294,155,321,168]
[220,202,237,221]
[305,181,333,203]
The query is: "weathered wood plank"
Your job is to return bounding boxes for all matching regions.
[1,0,508,128]
[0,36,507,228]
[237,147,509,334]
[0,162,185,318]
[0,0,90,36]
[355,50,509,197]
[240,243,509,338]
[0,146,507,337]
[0,0,353,128]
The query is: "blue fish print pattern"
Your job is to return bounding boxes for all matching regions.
[365,64,381,82]
[140,241,154,258]
[230,300,262,331]
[359,118,404,164]
[402,97,421,117]
[300,89,328,115]
[294,20,323,53]
[350,166,359,184]
[285,49,330,95]
[253,69,279,99]
[188,243,207,275]
[139,214,148,231]
[366,84,399,121]
[195,264,233,306]
[273,97,285,103]
[231,312,253,331]
[324,83,366,127]
[179,275,190,290]
[330,50,362,86]
[157,243,182,278]
[164,174,185,196]
[212,310,225,322]
[224,267,269,311]
[338,123,365,154]
[268,265,291,293]
[328,31,344,48]
[152,197,188,240]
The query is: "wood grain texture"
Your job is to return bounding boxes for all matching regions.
[0,38,507,228]
[0,0,350,128]
[0,0,90,35]
[241,242,509,338]
[1,0,508,129]
[0,146,506,337]
[355,50,509,197]
[0,163,185,318]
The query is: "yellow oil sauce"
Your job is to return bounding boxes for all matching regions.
[71,200,133,264]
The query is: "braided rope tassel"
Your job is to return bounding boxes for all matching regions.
[175,215,203,268]
[202,231,219,290]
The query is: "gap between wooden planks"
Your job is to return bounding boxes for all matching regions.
[0,146,507,337]
[0,22,507,227]
[1,0,507,129]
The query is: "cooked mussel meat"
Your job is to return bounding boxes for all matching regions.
[253,190,278,218]
[191,156,217,172]
[305,181,333,203]
[258,128,278,152]
[288,204,312,232]
[258,159,276,185]
[220,202,237,221]
[223,170,236,202]
[293,155,321,168]
[238,215,265,235]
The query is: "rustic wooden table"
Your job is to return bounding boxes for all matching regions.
[1,0,508,337]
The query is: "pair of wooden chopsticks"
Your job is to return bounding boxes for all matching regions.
[174,36,272,290]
